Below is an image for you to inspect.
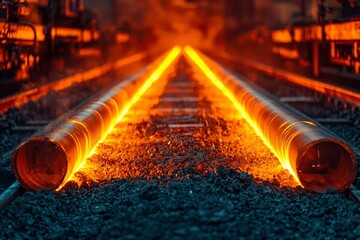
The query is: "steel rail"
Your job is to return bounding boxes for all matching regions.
[0,181,24,210]
[0,52,147,114]
[185,46,357,194]
[209,50,360,106]
[11,46,181,191]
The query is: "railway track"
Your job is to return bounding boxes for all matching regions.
[207,50,360,106]
[0,52,147,114]
[0,47,359,239]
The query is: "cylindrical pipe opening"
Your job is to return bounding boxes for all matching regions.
[12,138,68,191]
[297,140,356,193]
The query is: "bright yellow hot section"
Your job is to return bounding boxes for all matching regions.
[56,46,182,190]
[116,46,182,124]
[184,46,301,184]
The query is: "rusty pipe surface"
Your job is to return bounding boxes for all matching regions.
[11,46,181,191]
[185,46,357,193]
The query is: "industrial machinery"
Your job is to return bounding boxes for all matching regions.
[270,0,360,76]
[0,0,100,80]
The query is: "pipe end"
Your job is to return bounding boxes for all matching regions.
[298,140,357,193]
[11,138,67,191]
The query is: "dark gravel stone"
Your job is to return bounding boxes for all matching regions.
[1,174,359,239]
[140,184,161,201]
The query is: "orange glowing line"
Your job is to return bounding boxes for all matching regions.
[271,29,292,43]
[302,121,317,127]
[57,46,181,190]
[115,46,181,123]
[184,46,301,184]
[0,52,147,114]
[69,119,92,153]
[214,50,360,106]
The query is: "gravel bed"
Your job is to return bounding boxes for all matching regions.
[0,58,359,239]
[1,173,359,239]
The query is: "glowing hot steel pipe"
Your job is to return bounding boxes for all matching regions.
[185,46,357,193]
[11,46,181,191]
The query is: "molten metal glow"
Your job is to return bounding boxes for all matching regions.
[292,22,360,42]
[0,22,99,42]
[184,46,301,184]
[57,46,182,190]
[271,47,299,59]
[293,26,322,42]
[271,29,292,43]
[69,50,298,189]
[115,46,181,123]
[116,33,130,43]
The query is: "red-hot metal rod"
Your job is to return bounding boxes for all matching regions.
[11,47,181,191]
[185,47,357,194]
[0,52,147,114]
